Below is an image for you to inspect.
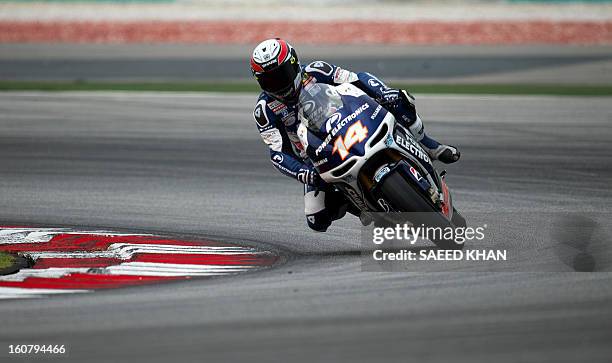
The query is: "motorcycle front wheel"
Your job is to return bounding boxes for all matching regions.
[377,170,465,250]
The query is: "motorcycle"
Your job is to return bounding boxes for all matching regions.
[296,81,466,249]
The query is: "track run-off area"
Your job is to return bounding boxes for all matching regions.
[0,92,611,362]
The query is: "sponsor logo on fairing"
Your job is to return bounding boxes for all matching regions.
[325,112,342,133]
[302,100,316,116]
[370,105,382,119]
[345,187,368,211]
[409,166,423,181]
[330,103,369,136]
[374,166,391,183]
[328,112,342,125]
[385,133,394,146]
[315,134,333,156]
[395,134,431,164]
[313,158,328,167]
[377,198,391,212]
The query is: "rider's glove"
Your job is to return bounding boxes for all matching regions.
[380,89,417,126]
[297,168,325,187]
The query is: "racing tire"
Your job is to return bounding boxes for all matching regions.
[451,207,467,228]
[378,170,465,250]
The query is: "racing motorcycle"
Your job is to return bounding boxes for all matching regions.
[297,82,466,249]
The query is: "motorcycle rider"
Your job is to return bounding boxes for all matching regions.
[251,38,460,232]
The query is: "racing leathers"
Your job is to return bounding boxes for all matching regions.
[253,61,458,232]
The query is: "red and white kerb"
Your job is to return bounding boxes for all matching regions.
[0,227,277,299]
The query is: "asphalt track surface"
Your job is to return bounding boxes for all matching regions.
[1,92,612,362]
[3,55,607,80]
[1,44,611,84]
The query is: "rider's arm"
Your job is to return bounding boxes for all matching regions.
[254,98,321,186]
[354,72,420,132]
[304,61,417,126]
[304,61,401,102]
[304,61,360,86]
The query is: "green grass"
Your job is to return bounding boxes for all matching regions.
[0,80,611,96]
[0,252,15,271]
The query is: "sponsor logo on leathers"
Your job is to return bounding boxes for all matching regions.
[272,154,284,164]
[306,61,333,76]
[333,68,358,84]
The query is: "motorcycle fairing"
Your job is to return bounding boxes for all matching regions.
[302,90,389,174]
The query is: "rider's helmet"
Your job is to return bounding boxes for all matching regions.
[250,38,302,105]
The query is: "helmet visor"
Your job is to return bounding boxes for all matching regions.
[256,59,301,96]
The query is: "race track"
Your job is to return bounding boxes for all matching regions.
[1,92,611,362]
[2,44,611,84]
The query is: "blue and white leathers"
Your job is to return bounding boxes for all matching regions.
[253,61,440,231]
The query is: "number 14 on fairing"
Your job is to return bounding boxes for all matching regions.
[332,121,368,160]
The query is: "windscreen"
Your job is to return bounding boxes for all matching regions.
[298,83,344,132]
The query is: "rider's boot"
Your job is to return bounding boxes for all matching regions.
[420,134,461,164]
[406,114,460,164]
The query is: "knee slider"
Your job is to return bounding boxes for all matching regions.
[408,114,425,142]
